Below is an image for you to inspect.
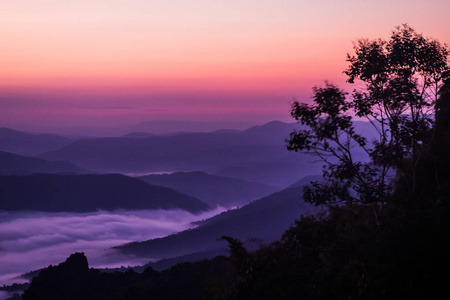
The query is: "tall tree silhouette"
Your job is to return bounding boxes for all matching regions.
[288,25,449,205]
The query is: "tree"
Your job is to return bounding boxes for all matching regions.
[287,25,449,206]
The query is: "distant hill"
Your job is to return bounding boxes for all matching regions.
[122,121,294,141]
[288,174,324,188]
[40,121,319,187]
[0,128,74,156]
[214,160,321,188]
[0,151,90,175]
[0,174,210,213]
[138,171,279,208]
[235,120,300,145]
[127,120,256,134]
[39,120,377,187]
[115,181,320,259]
[121,132,158,138]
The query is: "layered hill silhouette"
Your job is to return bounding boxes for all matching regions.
[0,174,209,213]
[0,151,90,175]
[138,171,279,208]
[115,180,319,260]
[213,160,320,188]
[0,128,74,156]
[121,132,158,138]
[40,121,320,187]
[127,120,255,134]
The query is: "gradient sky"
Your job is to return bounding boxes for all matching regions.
[1,0,450,131]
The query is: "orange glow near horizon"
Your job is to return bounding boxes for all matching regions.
[0,28,346,93]
[1,0,450,128]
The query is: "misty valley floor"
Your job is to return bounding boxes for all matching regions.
[0,208,224,286]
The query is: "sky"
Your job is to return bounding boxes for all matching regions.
[1,0,450,131]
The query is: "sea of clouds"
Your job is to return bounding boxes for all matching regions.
[0,207,224,288]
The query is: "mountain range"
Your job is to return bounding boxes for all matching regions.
[138,171,279,208]
[126,120,256,135]
[39,121,318,187]
[0,128,74,156]
[0,151,90,175]
[0,173,210,213]
[116,181,320,260]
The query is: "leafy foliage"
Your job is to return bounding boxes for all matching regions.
[224,201,450,300]
[287,82,390,204]
[288,24,450,205]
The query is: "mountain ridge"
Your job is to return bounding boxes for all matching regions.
[0,150,90,175]
[115,181,320,259]
[38,121,316,187]
[138,171,279,208]
[0,128,74,156]
[0,173,210,213]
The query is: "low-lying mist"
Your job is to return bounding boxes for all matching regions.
[0,208,224,286]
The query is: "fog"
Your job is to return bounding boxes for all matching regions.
[0,208,224,286]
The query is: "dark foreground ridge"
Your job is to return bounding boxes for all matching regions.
[22,252,236,300]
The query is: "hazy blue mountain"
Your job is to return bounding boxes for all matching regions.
[39,120,376,187]
[115,181,320,259]
[39,121,315,186]
[121,129,242,139]
[0,174,210,213]
[0,151,90,175]
[0,128,74,156]
[214,159,321,188]
[211,120,378,186]
[121,132,158,138]
[40,133,252,171]
[235,120,299,145]
[122,121,295,140]
[138,171,279,208]
[127,120,256,134]
[287,174,324,188]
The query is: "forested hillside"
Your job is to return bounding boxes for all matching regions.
[0,174,210,213]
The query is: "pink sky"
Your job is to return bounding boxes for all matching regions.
[1,0,450,130]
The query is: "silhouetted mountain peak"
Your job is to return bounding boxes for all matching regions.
[63,252,89,272]
[260,120,287,126]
